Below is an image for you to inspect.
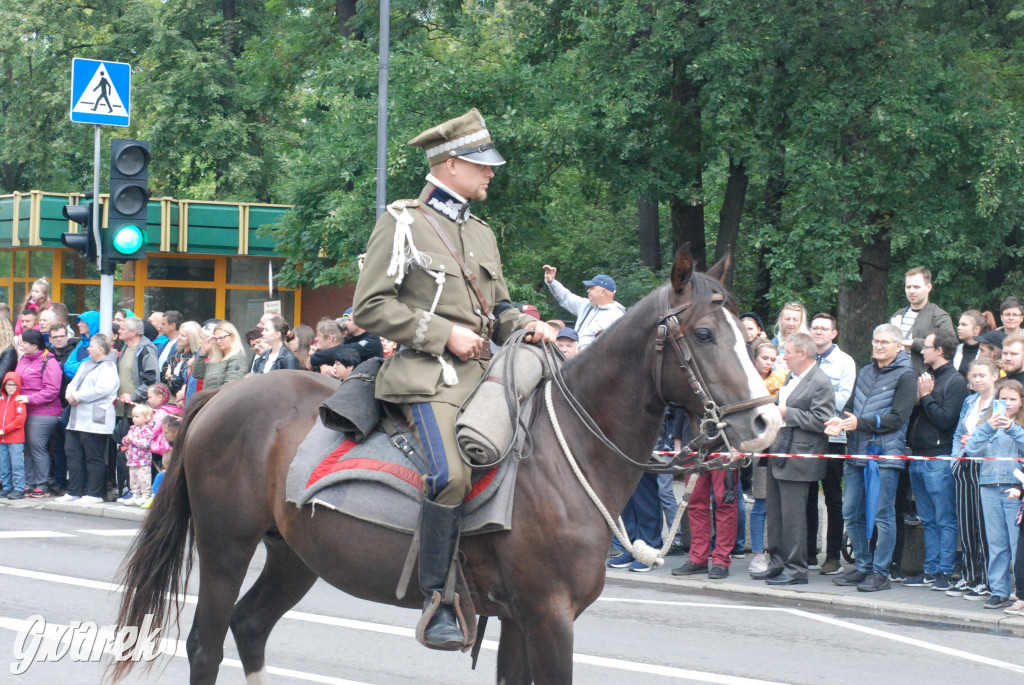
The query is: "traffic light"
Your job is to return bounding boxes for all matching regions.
[61,200,99,260]
[105,138,150,268]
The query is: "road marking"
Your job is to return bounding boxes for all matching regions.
[0,566,785,683]
[76,529,139,537]
[0,616,375,685]
[599,597,1024,676]
[0,531,75,539]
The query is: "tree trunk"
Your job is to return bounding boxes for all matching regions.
[222,0,238,58]
[637,195,661,271]
[668,65,705,268]
[715,158,748,288]
[671,194,706,271]
[838,229,891,367]
[336,0,358,37]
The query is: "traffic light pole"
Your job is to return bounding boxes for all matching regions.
[93,125,114,336]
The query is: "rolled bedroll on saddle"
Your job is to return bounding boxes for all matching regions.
[456,339,547,467]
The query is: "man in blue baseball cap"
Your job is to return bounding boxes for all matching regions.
[543,265,625,348]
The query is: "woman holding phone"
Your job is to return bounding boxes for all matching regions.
[964,379,1024,609]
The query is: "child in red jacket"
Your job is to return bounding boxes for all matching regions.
[0,372,27,499]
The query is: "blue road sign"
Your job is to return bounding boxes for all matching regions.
[70,58,131,126]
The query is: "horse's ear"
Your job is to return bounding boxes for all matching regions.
[707,248,732,284]
[671,244,694,294]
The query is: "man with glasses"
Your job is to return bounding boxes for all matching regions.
[807,313,856,574]
[825,323,917,592]
[904,330,969,590]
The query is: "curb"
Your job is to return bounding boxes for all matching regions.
[606,568,1024,634]
[0,497,146,522]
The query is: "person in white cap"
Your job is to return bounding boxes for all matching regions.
[353,108,556,651]
[542,267,625,348]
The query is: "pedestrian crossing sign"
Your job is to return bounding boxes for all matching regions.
[70,58,131,126]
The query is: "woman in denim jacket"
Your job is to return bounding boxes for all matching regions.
[964,378,1024,608]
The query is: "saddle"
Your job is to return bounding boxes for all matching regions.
[285,412,521,529]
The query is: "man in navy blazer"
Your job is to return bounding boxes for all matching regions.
[752,332,835,585]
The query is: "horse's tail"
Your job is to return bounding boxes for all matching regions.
[109,388,222,682]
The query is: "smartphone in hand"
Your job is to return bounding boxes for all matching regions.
[993,399,1007,418]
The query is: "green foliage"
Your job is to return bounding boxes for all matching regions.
[8,0,1024,340]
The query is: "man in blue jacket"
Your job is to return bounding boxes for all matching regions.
[826,323,917,592]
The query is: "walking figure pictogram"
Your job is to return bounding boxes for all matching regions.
[92,71,113,113]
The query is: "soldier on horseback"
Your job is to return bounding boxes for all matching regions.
[352,109,557,650]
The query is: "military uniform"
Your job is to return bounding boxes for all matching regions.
[352,109,531,651]
[353,183,528,503]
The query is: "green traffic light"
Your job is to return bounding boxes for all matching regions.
[112,224,145,254]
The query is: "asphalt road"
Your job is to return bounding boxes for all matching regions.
[1,506,1023,684]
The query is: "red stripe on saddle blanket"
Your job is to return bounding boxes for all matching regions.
[305,439,498,502]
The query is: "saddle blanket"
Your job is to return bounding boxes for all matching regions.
[284,418,519,535]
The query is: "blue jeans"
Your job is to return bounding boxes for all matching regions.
[909,459,958,575]
[657,473,682,543]
[750,498,767,553]
[620,472,663,548]
[842,463,900,574]
[734,477,747,551]
[0,442,26,493]
[980,484,1020,597]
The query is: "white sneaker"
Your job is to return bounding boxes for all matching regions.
[122,497,139,506]
[79,495,103,504]
[131,496,149,506]
[749,552,770,575]
[53,494,81,503]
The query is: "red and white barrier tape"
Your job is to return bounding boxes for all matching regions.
[653,450,1023,463]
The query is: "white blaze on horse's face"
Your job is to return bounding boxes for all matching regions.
[722,314,782,452]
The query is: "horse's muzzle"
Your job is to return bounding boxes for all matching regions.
[734,403,782,454]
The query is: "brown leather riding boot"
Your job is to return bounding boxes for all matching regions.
[416,499,465,650]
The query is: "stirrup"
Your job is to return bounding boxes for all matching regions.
[415,590,470,651]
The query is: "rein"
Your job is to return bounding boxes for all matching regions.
[546,284,773,477]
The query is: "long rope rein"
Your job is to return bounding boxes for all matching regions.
[544,381,694,569]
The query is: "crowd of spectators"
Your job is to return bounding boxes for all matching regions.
[636,267,1024,617]
[0,280,407,511]
[3,264,1023,617]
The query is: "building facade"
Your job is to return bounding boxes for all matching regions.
[0,190,316,332]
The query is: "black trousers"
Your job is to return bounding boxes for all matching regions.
[953,460,988,585]
[767,470,812,578]
[806,444,846,560]
[65,430,110,498]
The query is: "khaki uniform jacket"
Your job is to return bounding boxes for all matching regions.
[353,184,530,405]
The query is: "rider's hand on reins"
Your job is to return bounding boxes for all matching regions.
[523,320,558,344]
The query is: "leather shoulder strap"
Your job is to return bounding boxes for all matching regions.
[415,205,495,322]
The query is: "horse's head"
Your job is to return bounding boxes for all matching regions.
[652,245,781,458]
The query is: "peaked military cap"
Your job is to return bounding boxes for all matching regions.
[408,108,506,167]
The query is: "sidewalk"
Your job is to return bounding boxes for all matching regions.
[606,550,1024,634]
[0,494,146,522]
[6,495,1024,634]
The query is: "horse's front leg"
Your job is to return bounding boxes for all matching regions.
[519,597,575,685]
[497,617,532,685]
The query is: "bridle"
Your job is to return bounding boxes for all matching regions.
[549,284,774,476]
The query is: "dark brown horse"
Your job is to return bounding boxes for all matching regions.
[112,246,780,684]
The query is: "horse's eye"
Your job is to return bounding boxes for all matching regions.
[694,328,714,343]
